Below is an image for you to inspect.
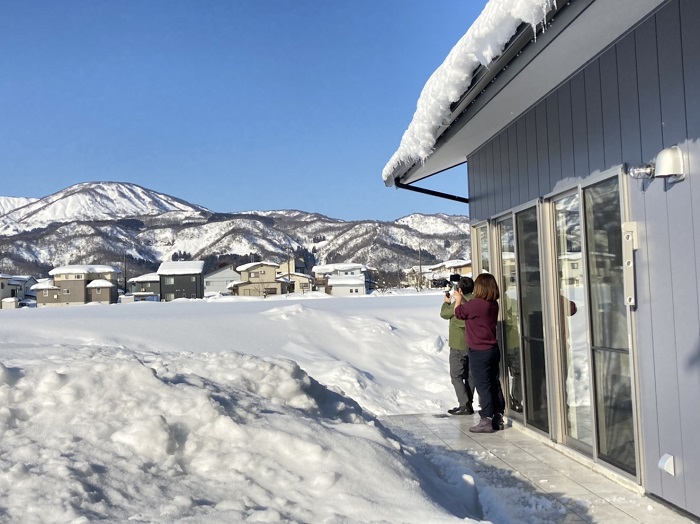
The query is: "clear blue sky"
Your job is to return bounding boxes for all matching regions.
[1,1,486,221]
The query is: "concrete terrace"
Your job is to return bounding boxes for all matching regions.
[380,413,697,524]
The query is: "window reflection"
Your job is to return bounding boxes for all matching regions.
[499,219,522,415]
[554,194,593,450]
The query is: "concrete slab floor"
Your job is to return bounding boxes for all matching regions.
[379,413,698,524]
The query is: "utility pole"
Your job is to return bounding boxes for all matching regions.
[418,243,423,292]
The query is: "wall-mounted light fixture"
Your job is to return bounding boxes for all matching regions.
[625,146,686,186]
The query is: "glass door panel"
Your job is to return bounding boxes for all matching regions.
[516,207,548,432]
[478,225,490,273]
[584,178,636,475]
[554,194,593,451]
[498,218,522,417]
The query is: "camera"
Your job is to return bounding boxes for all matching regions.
[445,290,451,297]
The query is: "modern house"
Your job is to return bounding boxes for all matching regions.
[382,0,700,518]
[203,265,241,296]
[32,265,120,307]
[232,261,287,297]
[157,261,205,301]
[311,263,375,295]
[126,272,161,301]
[0,274,37,306]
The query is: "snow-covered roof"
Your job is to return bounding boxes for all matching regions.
[382,0,556,185]
[49,265,121,276]
[328,275,366,286]
[312,263,367,275]
[30,280,58,290]
[127,272,160,283]
[236,261,280,272]
[227,280,249,288]
[157,261,205,276]
[86,279,115,289]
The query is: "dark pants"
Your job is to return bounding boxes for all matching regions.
[449,349,474,407]
[469,346,505,419]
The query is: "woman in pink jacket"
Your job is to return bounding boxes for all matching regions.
[454,273,505,433]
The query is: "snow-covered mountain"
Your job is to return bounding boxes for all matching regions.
[0,182,470,279]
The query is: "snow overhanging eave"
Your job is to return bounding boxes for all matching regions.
[394,0,668,188]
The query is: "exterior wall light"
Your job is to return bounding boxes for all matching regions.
[625,145,686,186]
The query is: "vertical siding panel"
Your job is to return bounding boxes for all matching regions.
[558,82,575,178]
[585,61,605,173]
[526,109,539,200]
[546,93,562,190]
[493,133,503,214]
[636,15,684,508]
[508,125,520,206]
[485,141,495,217]
[599,51,623,167]
[659,2,700,515]
[500,131,512,211]
[681,0,700,506]
[617,28,659,494]
[517,118,529,204]
[571,73,590,179]
[536,102,550,196]
[470,150,482,220]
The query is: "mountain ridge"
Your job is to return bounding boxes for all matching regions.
[0,182,471,283]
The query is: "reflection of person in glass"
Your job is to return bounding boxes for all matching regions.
[502,292,522,413]
[454,273,505,433]
[441,277,475,416]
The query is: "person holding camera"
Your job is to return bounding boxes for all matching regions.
[454,273,505,433]
[441,276,475,415]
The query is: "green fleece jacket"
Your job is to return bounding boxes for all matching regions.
[440,293,473,351]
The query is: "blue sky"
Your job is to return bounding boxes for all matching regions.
[1,1,486,222]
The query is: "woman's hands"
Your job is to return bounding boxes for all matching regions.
[453,287,463,307]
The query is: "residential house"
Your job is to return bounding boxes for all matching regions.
[32,265,120,307]
[231,261,287,297]
[382,0,700,517]
[428,259,472,287]
[311,263,374,295]
[0,274,38,303]
[127,272,161,301]
[203,265,241,296]
[278,260,314,293]
[157,261,205,301]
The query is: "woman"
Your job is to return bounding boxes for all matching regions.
[440,277,475,415]
[453,273,505,433]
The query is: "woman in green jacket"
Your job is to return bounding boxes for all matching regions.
[441,276,475,415]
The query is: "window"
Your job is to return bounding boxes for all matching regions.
[165,293,175,301]
[95,288,101,295]
[165,277,175,285]
[350,289,354,293]
[191,276,196,282]
[43,290,48,297]
[250,271,260,278]
[205,281,211,286]
[63,289,70,295]
[75,274,83,279]
[571,263,579,269]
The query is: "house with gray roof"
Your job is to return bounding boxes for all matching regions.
[157,261,205,301]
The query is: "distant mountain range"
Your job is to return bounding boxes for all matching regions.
[0,182,471,282]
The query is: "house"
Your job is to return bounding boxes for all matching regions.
[311,263,375,295]
[277,260,314,293]
[203,265,241,296]
[157,261,205,301]
[232,261,287,297]
[32,265,121,307]
[426,259,473,288]
[126,272,161,301]
[382,0,700,518]
[0,274,38,302]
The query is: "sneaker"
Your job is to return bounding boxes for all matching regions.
[448,405,471,415]
[469,417,495,433]
[492,413,504,431]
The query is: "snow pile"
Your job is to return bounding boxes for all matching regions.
[382,0,556,185]
[0,291,589,522]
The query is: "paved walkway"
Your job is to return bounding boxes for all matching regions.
[380,413,698,524]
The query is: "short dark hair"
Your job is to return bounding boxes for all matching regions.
[457,276,474,295]
[474,273,499,301]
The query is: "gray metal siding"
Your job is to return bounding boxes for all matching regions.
[466,0,700,513]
